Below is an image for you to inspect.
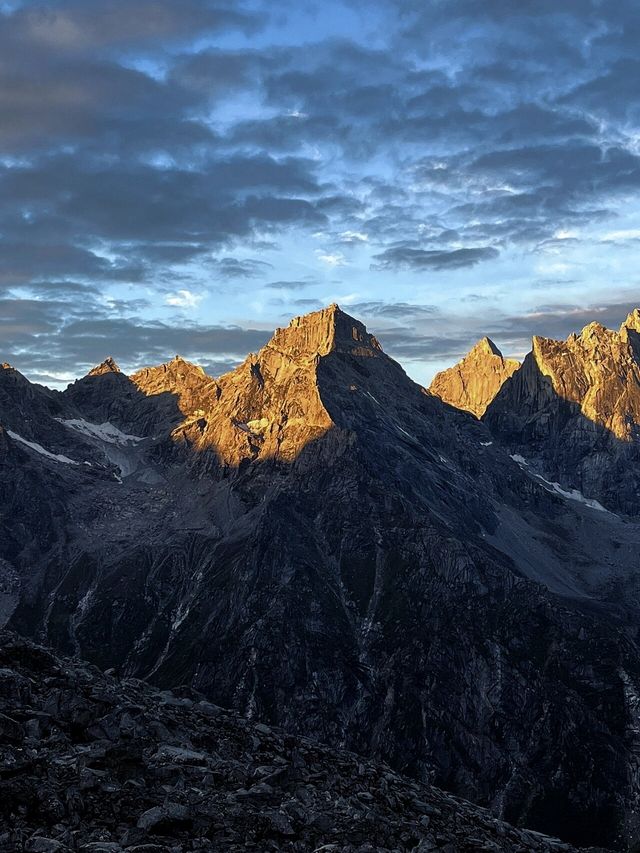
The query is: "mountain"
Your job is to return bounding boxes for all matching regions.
[0,629,591,853]
[429,337,520,417]
[432,310,640,517]
[3,305,640,850]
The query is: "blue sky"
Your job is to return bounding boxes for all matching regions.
[1,0,640,387]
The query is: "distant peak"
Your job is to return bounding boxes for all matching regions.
[470,337,502,358]
[88,357,121,377]
[622,308,640,335]
[580,321,607,339]
[268,304,382,360]
[429,336,519,418]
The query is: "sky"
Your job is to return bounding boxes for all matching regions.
[1,0,640,388]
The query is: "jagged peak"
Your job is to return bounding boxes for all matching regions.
[88,357,121,377]
[622,308,640,335]
[267,303,382,361]
[468,336,503,358]
[132,355,207,380]
[580,320,609,341]
[1,362,13,370]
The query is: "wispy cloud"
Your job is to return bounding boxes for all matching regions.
[165,289,203,309]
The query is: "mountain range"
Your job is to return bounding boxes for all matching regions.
[3,304,640,850]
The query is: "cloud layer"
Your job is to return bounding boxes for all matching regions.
[1,0,639,384]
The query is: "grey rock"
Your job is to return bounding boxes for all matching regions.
[2,305,639,850]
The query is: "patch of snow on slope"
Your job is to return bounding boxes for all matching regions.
[510,451,610,513]
[56,418,144,445]
[7,431,78,465]
[536,474,610,513]
[510,453,528,465]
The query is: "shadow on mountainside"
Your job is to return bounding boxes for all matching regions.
[483,350,640,518]
[4,350,640,849]
[63,366,184,436]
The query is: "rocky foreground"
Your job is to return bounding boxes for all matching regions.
[0,631,593,853]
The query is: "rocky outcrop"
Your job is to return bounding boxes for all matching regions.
[130,356,219,421]
[483,310,640,515]
[88,357,121,377]
[4,306,640,849]
[0,630,590,852]
[429,337,520,418]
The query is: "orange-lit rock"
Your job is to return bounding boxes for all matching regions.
[429,337,519,418]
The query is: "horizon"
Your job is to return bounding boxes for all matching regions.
[2,2,640,388]
[8,299,640,392]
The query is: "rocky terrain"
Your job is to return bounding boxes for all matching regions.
[0,629,592,852]
[431,309,640,516]
[429,337,519,418]
[3,305,640,850]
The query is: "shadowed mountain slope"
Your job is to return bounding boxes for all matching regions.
[482,310,640,516]
[0,630,592,853]
[2,306,640,849]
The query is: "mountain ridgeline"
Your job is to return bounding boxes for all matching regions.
[3,304,640,850]
[429,308,640,517]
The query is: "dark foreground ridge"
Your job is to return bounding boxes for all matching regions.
[0,631,592,853]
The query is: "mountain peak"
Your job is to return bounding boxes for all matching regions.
[622,308,640,335]
[267,303,382,361]
[471,336,502,357]
[429,336,519,418]
[88,357,121,377]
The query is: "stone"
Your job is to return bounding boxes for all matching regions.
[429,337,520,418]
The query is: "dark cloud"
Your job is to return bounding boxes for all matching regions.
[0,0,639,380]
[0,1,262,53]
[349,301,438,319]
[265,279,317,290]
[209,257,274,280]
[0,295,272,379]
[371,245,499,271]
[0,241,145,289]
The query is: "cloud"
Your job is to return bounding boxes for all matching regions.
[371,245,499,271]
[1,0,640,382]
[0,294,272,381]
[339,230,368,243]
[209,257,274,279]
[165,289,203,309]
[315,250,348,267]
[265,279,317,290]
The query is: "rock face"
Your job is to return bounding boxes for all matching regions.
[88,357,121,377]
[0,630,589,853]
[429,337,520,417]
[483,310,640,515]
[4,305,640,850]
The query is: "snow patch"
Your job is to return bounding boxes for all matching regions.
[511,451,609,513]
[172,601,190,631]
[480,441,493,447]
[510,453,528,466]
[7,431,78,465]
[56,418,144,445]
[536,474,609,513]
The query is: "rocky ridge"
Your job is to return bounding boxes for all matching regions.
[0,630,590,853]
[480,309,640,515]
[3,306,640,849]
[427,309,640,515]
[429,337,520,417]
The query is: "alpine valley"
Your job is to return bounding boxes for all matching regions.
[4,304,640,852]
